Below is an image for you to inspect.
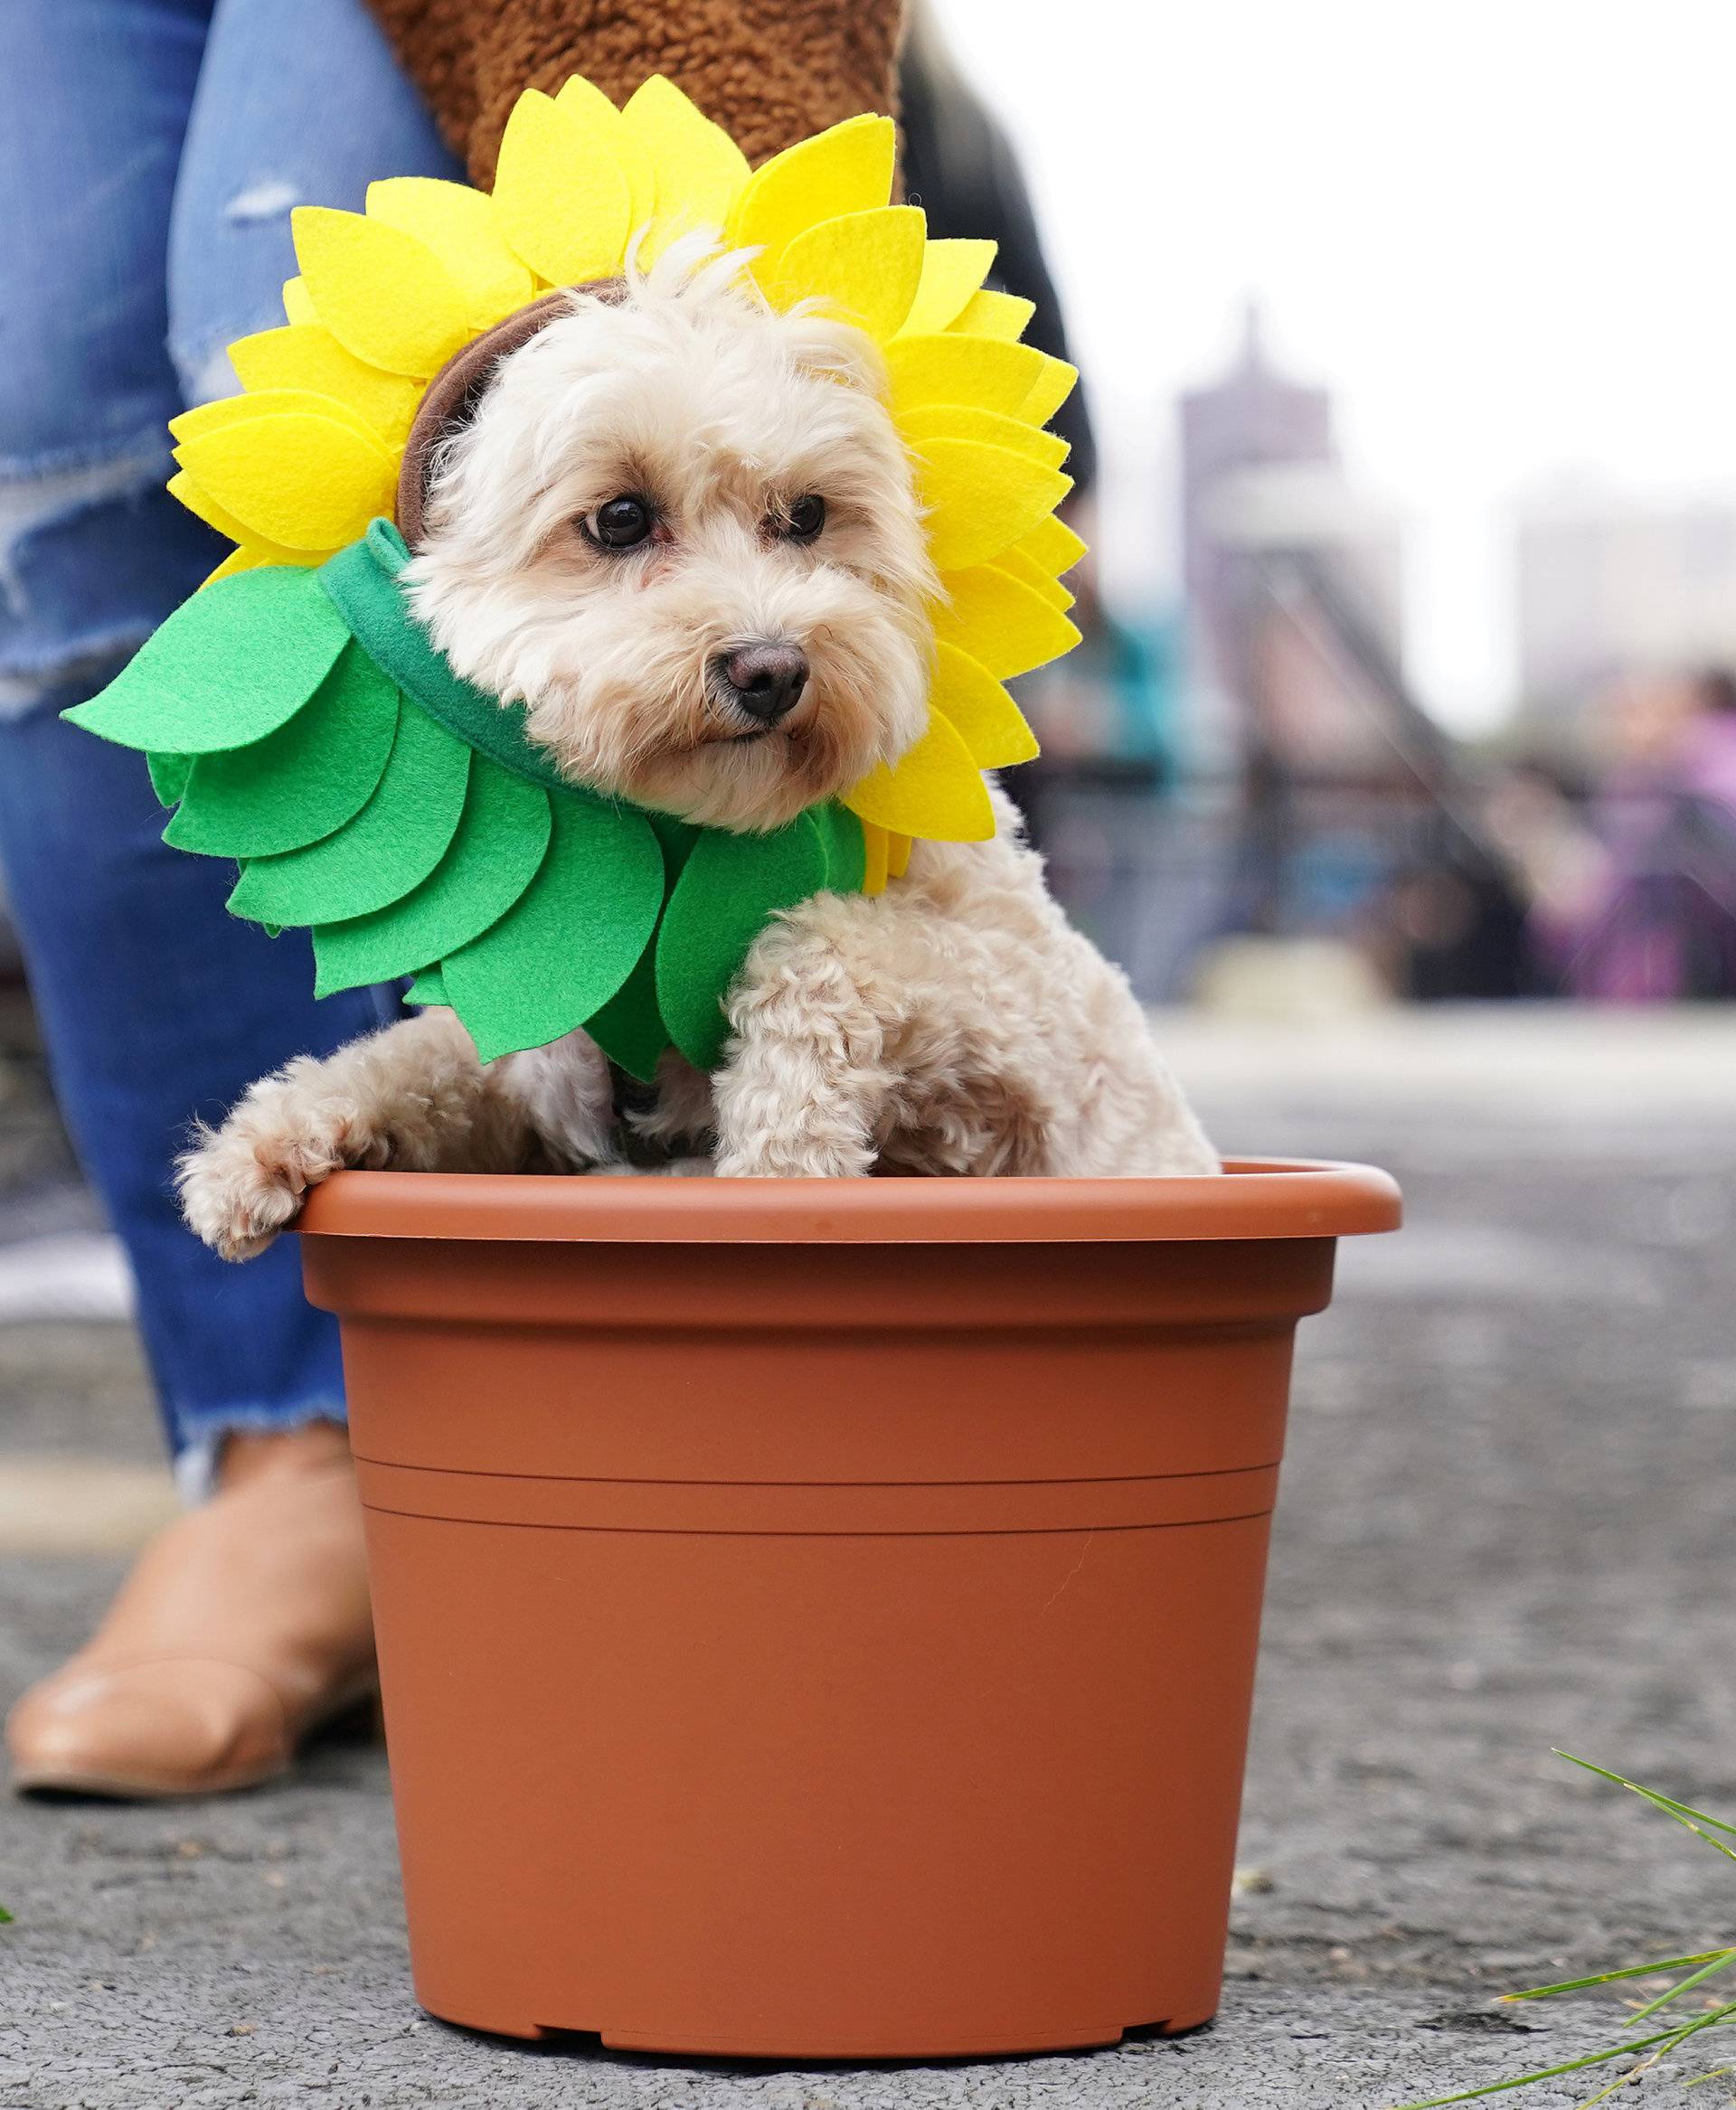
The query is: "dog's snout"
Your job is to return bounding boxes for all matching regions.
[718,641,809,725]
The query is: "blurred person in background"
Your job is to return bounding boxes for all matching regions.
[1491,669,1736,1000]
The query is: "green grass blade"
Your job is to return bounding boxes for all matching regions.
[1601,2001,1736,2093]
[1505,1950,1736,2002]
[1554,1752,1736,1833]
[1389,2018,1727,2108]
[1406,1766,1736,2108]
[1646,1791,1736,1835]
[1659,2000,1736,2042]
[1625,1951,1736,2025]
[1575,2049,1667,2109]
[1555,1754,1736,1864]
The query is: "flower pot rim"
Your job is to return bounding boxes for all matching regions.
[297,1157,1401,1246]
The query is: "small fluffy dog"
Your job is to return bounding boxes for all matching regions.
[180,244,1215,1261]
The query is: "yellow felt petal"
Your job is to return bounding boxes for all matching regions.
[292,207,471,378]
[996,544,1076,612]
[281,277,315,326]
[229,325,421,445]
[493,89,632,288]
[202,546,276,587]
[175,414,396,553]
[168,471,322,569]
[930,642,1040,768]
[901,240,996,337]
[845,709,995,843]
[932,563,1082,680]
[1015,513,1089,579]
[884,334,1045,419]
[772,207,926,340]
[914,438,1073,570]
[730,115,896,282]
[622,75,750,251]
[886,832,912,879]
[899,403,1069,472]
[952,288,1035,342]
[171,387,385,450]
[365,177,534,330]
[1021,353,1079,428]
[554,78,657,240]
[861,821,891,896]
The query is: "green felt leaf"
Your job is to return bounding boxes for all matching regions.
[656,804,865,1071]
[64,567,348,755]
[442,792,663,1063]
[227,702,470,928]
[579,818,703,1081]
[311,757,553,997]
[165,643,399,860]
[146,752,192,807]
[406,965,448,1006]
[583,934,669,1082]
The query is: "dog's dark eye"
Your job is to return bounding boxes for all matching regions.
[783,495,826,543]
[587,495,654,550]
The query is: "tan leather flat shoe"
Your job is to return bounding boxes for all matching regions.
[6,1423,375,1799]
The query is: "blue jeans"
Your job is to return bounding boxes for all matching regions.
[0,0,462,1479]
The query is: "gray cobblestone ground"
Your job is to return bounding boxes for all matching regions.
[3,1009,1735,2108]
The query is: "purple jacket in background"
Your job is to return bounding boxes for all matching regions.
[1542,714,1736,1001]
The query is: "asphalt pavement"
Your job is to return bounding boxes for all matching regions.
[4,1007,1735,2109]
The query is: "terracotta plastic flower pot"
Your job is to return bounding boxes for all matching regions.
[298,1158,1399,2059]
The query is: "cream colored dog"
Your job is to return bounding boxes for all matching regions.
[179,246,1214,1261]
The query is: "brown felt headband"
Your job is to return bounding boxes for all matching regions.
[395,280,628,548]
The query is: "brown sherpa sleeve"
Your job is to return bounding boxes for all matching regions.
[365,0,907,186]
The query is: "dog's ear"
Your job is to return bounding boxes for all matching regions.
[396,281,628,548]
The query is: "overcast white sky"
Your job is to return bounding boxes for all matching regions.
[935,0,1736,731]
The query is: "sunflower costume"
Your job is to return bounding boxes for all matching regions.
[67,77,1085,1074]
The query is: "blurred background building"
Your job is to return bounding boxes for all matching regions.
[1181,301,1403,765]
[1011,288,1736,1010]
[1020,302,1536,1007]
[1516,486,1736,741]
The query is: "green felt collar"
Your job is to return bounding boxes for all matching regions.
[62,531,867,1076]
[316,521,576,798]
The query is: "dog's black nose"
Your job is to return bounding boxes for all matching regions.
[719,642,809,725]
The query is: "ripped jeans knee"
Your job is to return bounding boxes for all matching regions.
[0,437,221,718]
[166,176,305,408]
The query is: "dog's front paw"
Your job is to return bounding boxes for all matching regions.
[177,1117,354,1261]
[176,1075,388,1260]
[175,1126,312,1261]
